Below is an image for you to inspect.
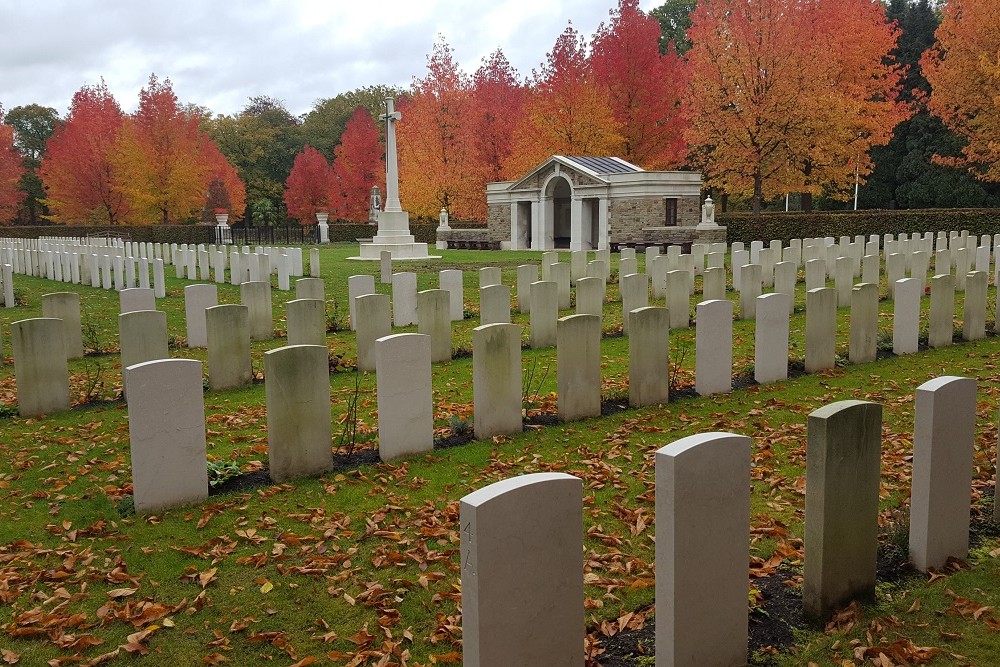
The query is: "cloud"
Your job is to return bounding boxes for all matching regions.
[0,0,650,117]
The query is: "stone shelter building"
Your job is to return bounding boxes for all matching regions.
[471,155,724,251]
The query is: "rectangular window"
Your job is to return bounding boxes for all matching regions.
[665,198,678,226]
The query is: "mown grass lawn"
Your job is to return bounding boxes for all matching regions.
[0,243,997,666]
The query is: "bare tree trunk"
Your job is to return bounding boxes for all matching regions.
[753,170,762,216]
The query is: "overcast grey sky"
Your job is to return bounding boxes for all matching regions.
[1,1,660,118]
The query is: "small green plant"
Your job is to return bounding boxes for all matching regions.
[82,322,110,356]
[326,297,347,333]
[81,358,107,403]
[0,404,18,419]
[336,374,363,457]
[669,336,693,393]
[207,459,241,488]
[448,414,471,435]
[115,496,135,517]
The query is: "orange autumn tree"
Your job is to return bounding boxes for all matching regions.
[398,38,481,220]
[509,25,624,173]
[922,0,1000,181]
[590,0,688,169]
[507,24,624,176]
[0,107,25,223]
[330,107,384,222]
[40,81,131,224]
[684,0,908,213]
[114,74,212,224]
[284,145,335,223]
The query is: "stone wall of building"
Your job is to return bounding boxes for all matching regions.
[486,204,508,242]
[608,195,700,244]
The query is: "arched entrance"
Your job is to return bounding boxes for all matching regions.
[543,175,573,249]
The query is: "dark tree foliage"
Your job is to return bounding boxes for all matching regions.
[859,0,1000,209]
[5,104,60,223]
[650,0,696,54]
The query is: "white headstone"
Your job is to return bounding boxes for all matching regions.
[963,271,987,341]
[479,284,511,326]
[240,281,273,341]
[928,274,954,348]
[892,278,920,355]
[11,318,70,416]
[265,344,333,482]
[696,299,733,395]
[119,287,155,314]
[184,284,218,348]
[125,358,208,513]
[417,289,452,362]
[40,292,84,359]
[804,400,882,620]
[805,288,837,373]
[529,281,558,349]
[620,273,649,335]
[557,314,601,421]
[206,304,252,390]
[472,323,523,439]
[376,333,433,461]
[516,265,538,315]
[460,473,583,667]
[347,274,376,331]
[574,276,603,317]
[909,376,976,572]
[754,292,791,384]
[285,298,327,347]
[628,306,669,407]
[439,269,465,321]
[355,293,391,373]
[656,433,750,666]
[849,283,878,364]
[119,310,169,398]
[296,277,325,301]
[391,272,418,327]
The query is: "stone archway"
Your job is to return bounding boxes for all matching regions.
[543,175,573,249]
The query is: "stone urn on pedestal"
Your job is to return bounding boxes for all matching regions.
[214,209,232,244]
[316,211,330,244]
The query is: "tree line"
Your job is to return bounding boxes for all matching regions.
[1,0,997,226]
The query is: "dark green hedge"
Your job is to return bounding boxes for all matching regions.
[721,208,1000,244]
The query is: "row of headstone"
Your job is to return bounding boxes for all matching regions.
[460,376,980,665]
[0,236,316,292]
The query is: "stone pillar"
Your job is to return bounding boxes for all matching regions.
[264,344,332,482]
[805,288,837,373]
[285,298,327,347]
[569,197,584,251]
[656,433,750,667]
[696,299,732,395]
[804,400,882,621]
[929,274,955,348]
[628,306,669,407]
[597,197,609,251]
[206,304,252,391]
[11,318,70,417]
[40,292,84,359]
[417,289,452,362]
[575,276,603,317]
[460,473,583,667]
[391,272,418,327]
[375,333,433,461]
[620,273,649,335]
[529,281,558,349]
[892,278,920,355]
[480,284,511,326]
[516,264,538,315]
[963,271,987,341]
[909,376,976,572]
[439,269,465,321]
[754,292,791,384]
[530,199,542,251]
[125,358,208,513]
[849,283,878,364]
[473,323,523,439]
[557,314,601,421]
[355,294,391,373]
[347,274,376,331]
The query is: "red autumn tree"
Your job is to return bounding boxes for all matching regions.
[330,107,384,222]
[683,0,908,213]
[507,24,624,176]
[113,74,211,224]
[398,38,481,219]
[590,0,689,169]
[40,81,131,224]
[202,138,247,221]
[469,49,528,184]
[0,107,25,223]
[284,145,335,223]
[922,0,1000,181]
